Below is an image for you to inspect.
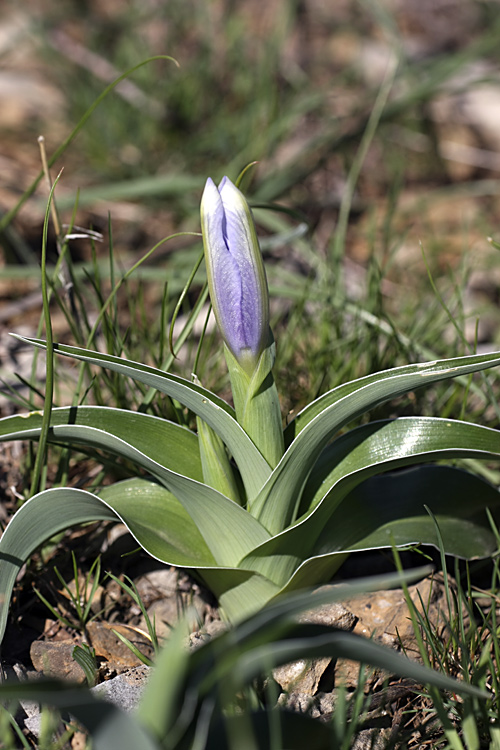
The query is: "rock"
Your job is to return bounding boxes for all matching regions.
[24,714,43,739]
[352,728,392,750]
[310,691,336,720]
[18,575,450,744]
[189,619,227,650]
[344,576,444,652]
[133,568,180,605]
[22,665,151,739]
[86,621,154,672]
[92,665,150,712]
[332,577,445,689]
[270,574,448,724]
[273,600,357,696]
[299,600,358,630]
[278,690,315,713]
[133,568,209,638]
[30,622,154,681]
[140,596,206,639]
[2,663,41,738]
[274,657,331,695]
[30,640,86,682]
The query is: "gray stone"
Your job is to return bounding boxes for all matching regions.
[273,657,331,695]
[273,596,357,697]
[92,664,150,712]
[351,728,391,750]
[189,619,227,650]
[299,599,357,631]
[19,665,151,738]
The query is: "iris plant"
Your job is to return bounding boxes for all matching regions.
[2,173,500,640]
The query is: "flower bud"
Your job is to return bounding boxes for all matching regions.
[201,177,269,368]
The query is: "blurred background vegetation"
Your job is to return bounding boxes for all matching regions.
[1,0,500,422]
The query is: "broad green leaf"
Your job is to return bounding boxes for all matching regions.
[256,350,500,533]
[14,336,271,500]
[144,569,433,743]
[101,481,276,622]
[204,711,333,750]
[224,342,284,470]
[299,416,500,515]
[205,565,431,630]
[18,422,270,566]
[98,479,217,567]
[0,482,270,643]
[0,406,203,482]
[141,569,485,749]
[285,343,500,442]
[271,465,500,595]
[197,415,241,503]
[322,465,500,557]
[0,488,118,644]
[243,416,500,586]
[201,567,280,623]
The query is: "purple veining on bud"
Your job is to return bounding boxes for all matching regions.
[201,176,269,365]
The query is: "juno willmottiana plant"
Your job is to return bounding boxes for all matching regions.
[2,175,500,636]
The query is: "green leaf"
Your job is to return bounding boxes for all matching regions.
[0,488,118,645]
[278,465,500,595]
[0,406,203,481]
[326,465,500,557]
[72,644,98,687]
[295,417,500,563]
[285,350,500,441]
[111,628,154,667]
[204,711,334,750]
[138,569,476,749]
[196,416,242,503]
[244,416,500,586]
[224,342,284,470]
[13,336,271,500]
[201,567,281,623]
[202,565,428,626]
[236,570,435,646]
[64,424,270,564]
[257,350,500,533]
[1,409,259,561]
[98,479,217,567]
[0,480,271,642]
[137,619,191,741]
[0,415,270,566]
[300,416,500,515]
[240,424,500,585]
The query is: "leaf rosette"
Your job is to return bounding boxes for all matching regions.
[2,176,500,638]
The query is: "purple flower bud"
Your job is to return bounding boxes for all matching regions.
[201,177,269,366]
